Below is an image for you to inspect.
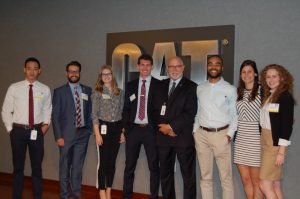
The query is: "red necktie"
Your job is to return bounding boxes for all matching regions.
[74,86,82,127]
[138,80,146,121]
[29,84,34,128]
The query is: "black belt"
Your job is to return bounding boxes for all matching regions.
[133,123,149,128]
[77,126,86,129]
[13,123,43,130]
[200,124,229,132]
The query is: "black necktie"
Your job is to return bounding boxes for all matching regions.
[168,82,176,97]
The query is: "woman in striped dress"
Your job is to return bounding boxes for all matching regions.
[234,60,263,199]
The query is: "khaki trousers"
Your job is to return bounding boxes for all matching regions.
[194,128,234,199]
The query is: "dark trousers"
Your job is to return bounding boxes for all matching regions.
[10,126,44,199]
[59,128,90,199]
[97,120,122,189]
[123,125,160,199]
[158,146,196,199]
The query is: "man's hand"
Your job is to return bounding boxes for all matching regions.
[226,135,232,143]
[158,124,170,135]
[168,130,177,137]
[41,124,49,134]
[158,124,177,137]
[119,132,125,143]
[56,138,65,147]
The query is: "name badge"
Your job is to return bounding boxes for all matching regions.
[34,95,43,100]
[81,93,89,101]
[160,104,166,116]
[130,94,136,101]
[101,124,107,135]
[30,130,37,140]
[269,103,279,113]
[102,94,111,100]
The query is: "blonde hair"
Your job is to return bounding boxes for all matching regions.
[95,65,120,95]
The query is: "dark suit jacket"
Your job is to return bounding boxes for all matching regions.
[269,90,294,146]
[52,83,92,142]
[122,77,160,134]
[152,77,197,147]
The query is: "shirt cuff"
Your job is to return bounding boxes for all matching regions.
[6,126,12,133]
[43,120,51,125]
[226,130,235,138]
[193,125,199,133]
[278,138,291,146]
[169,124,173,132]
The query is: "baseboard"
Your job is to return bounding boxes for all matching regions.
[0,172,161,199]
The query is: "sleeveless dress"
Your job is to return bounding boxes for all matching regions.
[234,89,261,167]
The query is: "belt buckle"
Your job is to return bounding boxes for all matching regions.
[24,125,31,130]
[135,123,148,128]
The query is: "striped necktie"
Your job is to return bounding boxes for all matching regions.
[168,82,176,97]
[138,80,146,121]
[74,86,82,127]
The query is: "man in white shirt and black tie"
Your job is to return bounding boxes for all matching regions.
[1,57,52,199]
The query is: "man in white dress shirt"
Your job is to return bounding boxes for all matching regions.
[1,57,52,199]
[193,55,237,199]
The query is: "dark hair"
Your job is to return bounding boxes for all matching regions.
[207,54,223,65]
[66,61,81,72]
[237,60,259,101]
[137,54,153,65]
[24,57,41,68]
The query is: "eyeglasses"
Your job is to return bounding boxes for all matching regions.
[101,73,112,77]
[67,70,80,74]
[168,65,183,69]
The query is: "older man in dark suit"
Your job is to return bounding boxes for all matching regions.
[152,56,197,199]
[122,54,160,199]
[52,61,92,199]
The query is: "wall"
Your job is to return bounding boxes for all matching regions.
[0,0,299,198]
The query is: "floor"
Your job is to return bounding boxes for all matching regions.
[0,184,99,199]
[0,172,160,199]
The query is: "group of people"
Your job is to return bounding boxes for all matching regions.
[1,54,295,199]
[234,60,295,199]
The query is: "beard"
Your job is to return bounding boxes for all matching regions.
[68,76,80,83]
[207,69,222,79]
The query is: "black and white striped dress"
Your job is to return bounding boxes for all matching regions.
[234,89,261,167]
